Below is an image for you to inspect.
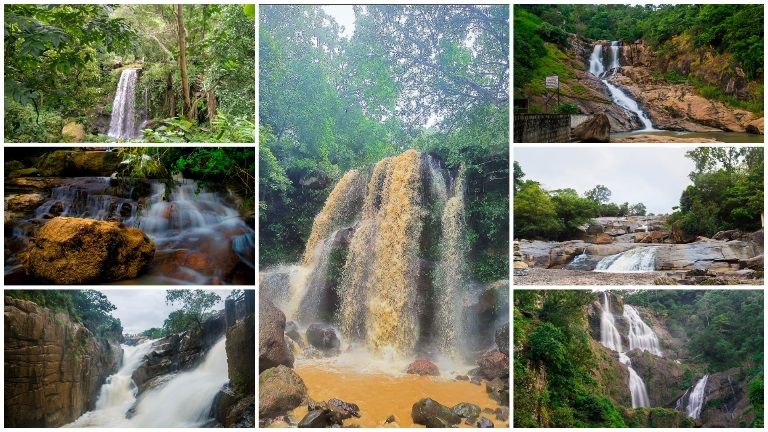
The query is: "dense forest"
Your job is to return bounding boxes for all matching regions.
[259,5,509,282]
[514,147,764,241]
[514,290,764,428]
[4,4,255,142]
[514,4,763,124]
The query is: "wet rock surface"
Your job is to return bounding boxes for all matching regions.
[19,216,155,284]
[259,297,294,373]
[306,323,341,353]
[259,365,308,419]
[411,398,461,428]
[406,358,440,376]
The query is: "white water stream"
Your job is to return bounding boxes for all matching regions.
[108,69,138,139]
[599,292,664,408]
[595,247,658,272]
[676,375,709,419]
[589,42,655,130]
[63,337,228,428]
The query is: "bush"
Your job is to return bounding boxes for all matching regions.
[558,102,579,114]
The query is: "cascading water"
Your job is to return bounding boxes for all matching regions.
[599,292,664,408]
[595,247,658,272]
[64,338,228,427]
[7,174,255,284]
[108,69,138,140]
[623,305,664,357]
[588,42,655,130]
[272,150,470,361]
[677,375,709,419]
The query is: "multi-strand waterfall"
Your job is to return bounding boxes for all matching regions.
[599,292,664,408]
[108,69,138,139]
[595,247,658,272]
[588,41,655,130]
[676,375,709,419]
[280,149,469,359]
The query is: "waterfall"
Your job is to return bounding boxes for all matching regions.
[623,305,663,357]
[64,338,228,427]
[676,375,709,419]
[599,292,661,408]
[600,292,623,352]
[595,247,658,272]
[433,167,468,356]
[620,353,651,408]
[588,42,655,131]
[108,69,138,140]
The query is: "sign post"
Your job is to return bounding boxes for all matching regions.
[545,75,559,111]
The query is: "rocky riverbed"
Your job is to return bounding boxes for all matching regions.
[514,268,663,285]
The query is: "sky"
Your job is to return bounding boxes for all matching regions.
[321,5,355,38]
[101,289,232,335]
[514,146,698,215]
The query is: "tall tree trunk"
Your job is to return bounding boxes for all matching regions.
[177,4,192,118]
[167,72,176,117]
[207,90,216,123]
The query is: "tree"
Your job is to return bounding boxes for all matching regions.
[618,202,630,216]
[629,202,647,216]
[165,290,221,329]
[585,184,611,204]
[551,188,599,240]
[176,4,192,118]
[514,181,562,239]
[514,161,525,195]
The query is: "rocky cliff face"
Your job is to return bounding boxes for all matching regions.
[131,311,226,393]
[4,296,122,427]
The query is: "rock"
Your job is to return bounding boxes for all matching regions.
[456,375,469,381]
[478,417,495,428]
[654,276,680,285]
[259,297,294,372]
[214,388,255,428]
[384,415,397,424]
[739,254,763,270]
[634,231,664,243]
[477,352,509,380]
[495,407,509,422]
[258,365,308,419]
[593,233,613,244]
[19,217,155,284]
[574,114,610,143]
[71,151,122,176]
[452,402,481,419]
[5,193,45,214]
[470,376,482,385]
[486,378,509,406]
[8,167,40,179]
[298,410,328,428]
[495,323,509,356]
[746,117,764,134]
[300,171,332,190]
[670,221,697,244]
[306,323,341,352]
[268,420,289,428]
[285,321,304,347]
[226,311,255,395]
[406,359,440,376]
[62,122,85,142]
[411,398,461,428]
[5,160,25,175]
[4,296,122,427]
[712,229,743,241]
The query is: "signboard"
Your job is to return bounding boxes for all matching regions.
[545,75,559,89]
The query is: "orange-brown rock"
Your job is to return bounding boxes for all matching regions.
[593,233,613,244]
[19,217,155,284]
[746,117,764,135]
[4,296,121,427]
[634,231,664,243]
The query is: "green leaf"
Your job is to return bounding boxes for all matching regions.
[243,4,255,19]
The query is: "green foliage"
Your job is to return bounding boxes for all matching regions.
[165,289,221,330]
[140,327,167,339]
[513,6,546,91]
[5,290,122,341]
[585,184,611,204]
[668,147,764,237]
[173,146,255,201]
[558,102,579,114]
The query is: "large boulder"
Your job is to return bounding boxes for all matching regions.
[61,122,85,143]
[35,150,121,177]
[8,167,40,179]
[226,312,255,395]
[411,398,461,428]
[19,217,155,284]
[5,160,26,175]
[406,359,440,376]
[306,323,341,352]
[574,114,611,143]
[259,297,293,372]
[477,352,510,381]
[259,365,308,419]
[5,193,45,215]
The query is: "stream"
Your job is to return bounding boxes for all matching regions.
[5,175,254,285]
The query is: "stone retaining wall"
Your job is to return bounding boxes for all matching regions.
[513,114,571,143]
